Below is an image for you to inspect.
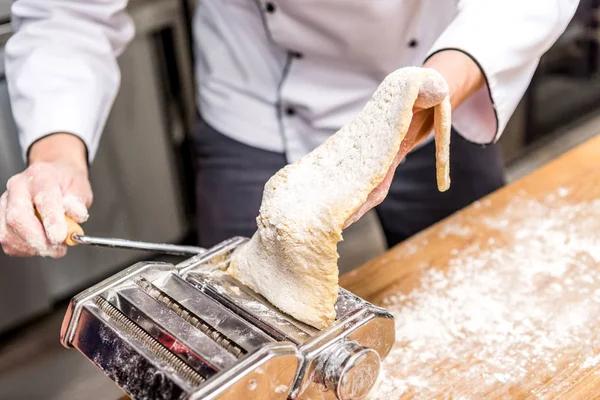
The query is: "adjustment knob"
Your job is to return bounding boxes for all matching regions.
[323,341,381,400]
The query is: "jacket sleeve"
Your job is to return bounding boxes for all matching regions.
[426,0,580,145]
[5,0,135,163]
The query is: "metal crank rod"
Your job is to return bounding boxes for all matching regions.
[34,208,205,256]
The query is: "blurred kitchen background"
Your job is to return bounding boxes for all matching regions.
[1,0,600,398]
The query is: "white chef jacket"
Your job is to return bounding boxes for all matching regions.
[5,0,579,163]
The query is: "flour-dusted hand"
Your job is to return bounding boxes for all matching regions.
[0,135,92,258]
[343,69,451,229]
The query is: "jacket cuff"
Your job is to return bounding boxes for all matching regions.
[424,48,499,146]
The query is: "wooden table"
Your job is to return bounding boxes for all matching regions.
[341,134,600,399]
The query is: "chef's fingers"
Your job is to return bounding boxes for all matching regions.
[29,164,69,245]
[414,70,449,109]
[4,174,51,252]
[1,160,92,258]
[3,236,66,258]
[2,241,38,257]
[1,229,41,257]
[62,175,93,223]
[342,109,434,229]
[63,195,90,223]
[0,192,9,245]
[343,152,402,229]
[1,186,66,258]
[47,243,68,258]
[400,108,434,156]
[0,193,26,257]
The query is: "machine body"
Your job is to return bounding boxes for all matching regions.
[60,237,395,400]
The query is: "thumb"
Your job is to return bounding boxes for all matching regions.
[62,177,93,224]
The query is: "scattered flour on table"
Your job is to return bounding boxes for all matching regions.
[437,222,472,239]
[373,188,600,399]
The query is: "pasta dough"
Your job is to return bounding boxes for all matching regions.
[227,67,451,329]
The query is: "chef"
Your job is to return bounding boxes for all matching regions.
[0,0,578,258]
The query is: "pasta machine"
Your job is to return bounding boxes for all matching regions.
[60,237,395,399]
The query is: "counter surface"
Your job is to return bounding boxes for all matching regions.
[341,135,600,398]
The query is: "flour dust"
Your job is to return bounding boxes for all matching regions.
[373,188,600,399]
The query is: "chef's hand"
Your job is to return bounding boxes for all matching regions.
[0,134,92,258]
[344,50,485,229]
[343,90,443,229]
